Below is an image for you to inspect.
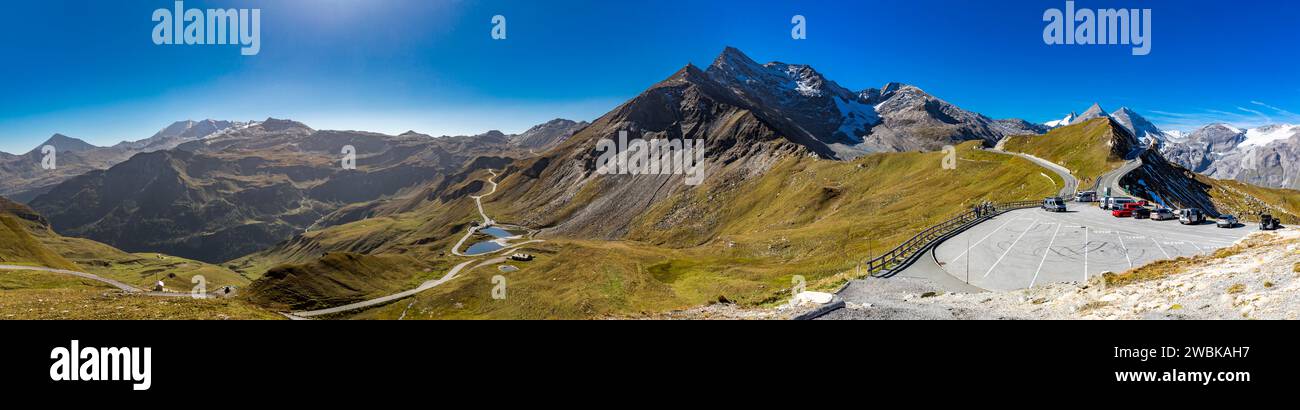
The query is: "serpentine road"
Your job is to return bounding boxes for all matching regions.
[290,168,544,318]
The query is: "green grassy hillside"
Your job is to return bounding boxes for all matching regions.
[2,195,250,291]
[0,199,80,270]
[1001,118,1130,188]
[0,268,280,320]
[246,253,446,310]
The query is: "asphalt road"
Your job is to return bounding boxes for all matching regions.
[1095,157,1143,197]
[990,149,1079,199]
[0,264,220,298]
[0,264,140,292]
[933,204,1256,291]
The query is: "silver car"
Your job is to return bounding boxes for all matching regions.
[1151,208,1175,220]
[1216,215,1238,228]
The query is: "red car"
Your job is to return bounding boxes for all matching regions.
[1112,202,1143,218]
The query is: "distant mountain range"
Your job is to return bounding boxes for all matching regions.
[1041,104,1300,190]
[0,120,242,202]
[22,117,585,263]
[1161,123,1300,189]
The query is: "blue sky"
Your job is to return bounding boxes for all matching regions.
[2,0,1297,153]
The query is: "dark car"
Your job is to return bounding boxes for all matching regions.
[1260,214,1282,230]
[1133,208,1152,219]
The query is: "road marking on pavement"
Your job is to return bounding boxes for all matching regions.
[1116,232,1133,269]
[1029,223,1062,288]
[951,217,1030,262]
[1150,237,1171,259]
[983,219,1039,279]
[1083,227,1089,281]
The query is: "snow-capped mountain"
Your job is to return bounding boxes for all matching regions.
[1044,112,1076,128]
[1044,104,1171,146]
[1160,122,1300,189]
[704,47,1045,158]
[705,46,880,146]
[1241,124,1300,148]
[1110,107,1168,146]
[1159,123,1247,172]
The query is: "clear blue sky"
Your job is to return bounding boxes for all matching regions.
[2,0,1297,153]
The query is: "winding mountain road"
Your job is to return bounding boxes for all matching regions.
[1095,157,1143,198]
[988,148,1079,199]
[288,168,545,318]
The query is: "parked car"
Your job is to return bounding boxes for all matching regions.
[1151,208,1175,220]
[1075,191,1097,202]
[1133,207,1152,219]
[1216,215,1238,228]
[1260,214,1282,230]
[1042,197,1067,212]
[1102,197,1134,210]
[1179,208,1206,225]
[1112,203,1141,217]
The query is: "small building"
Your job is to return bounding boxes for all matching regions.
[510,253,534,262]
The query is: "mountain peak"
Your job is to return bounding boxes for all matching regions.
[657,64,711,87]
[714,46,757,67]
[1081,103,1107,116]
[258,118,313,133]
[30,134,97,154]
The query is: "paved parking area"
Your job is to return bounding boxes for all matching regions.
[934,204,1257,291]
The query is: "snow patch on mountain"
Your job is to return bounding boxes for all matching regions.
[833,96,879,142]
[1044,112,1076,128]
[1242,124,1300,148]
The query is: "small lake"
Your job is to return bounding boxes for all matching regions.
[480,227,514,238]
[465,241,504,256]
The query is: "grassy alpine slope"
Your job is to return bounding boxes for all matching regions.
[1000,118,1130,187]
[0,269,280,320]
[275,142,1061,319]
[1,195,280,319]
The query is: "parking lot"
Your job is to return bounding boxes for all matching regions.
[934,203,1258,291]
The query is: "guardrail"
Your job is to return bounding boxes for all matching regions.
[862,200,1041,278]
